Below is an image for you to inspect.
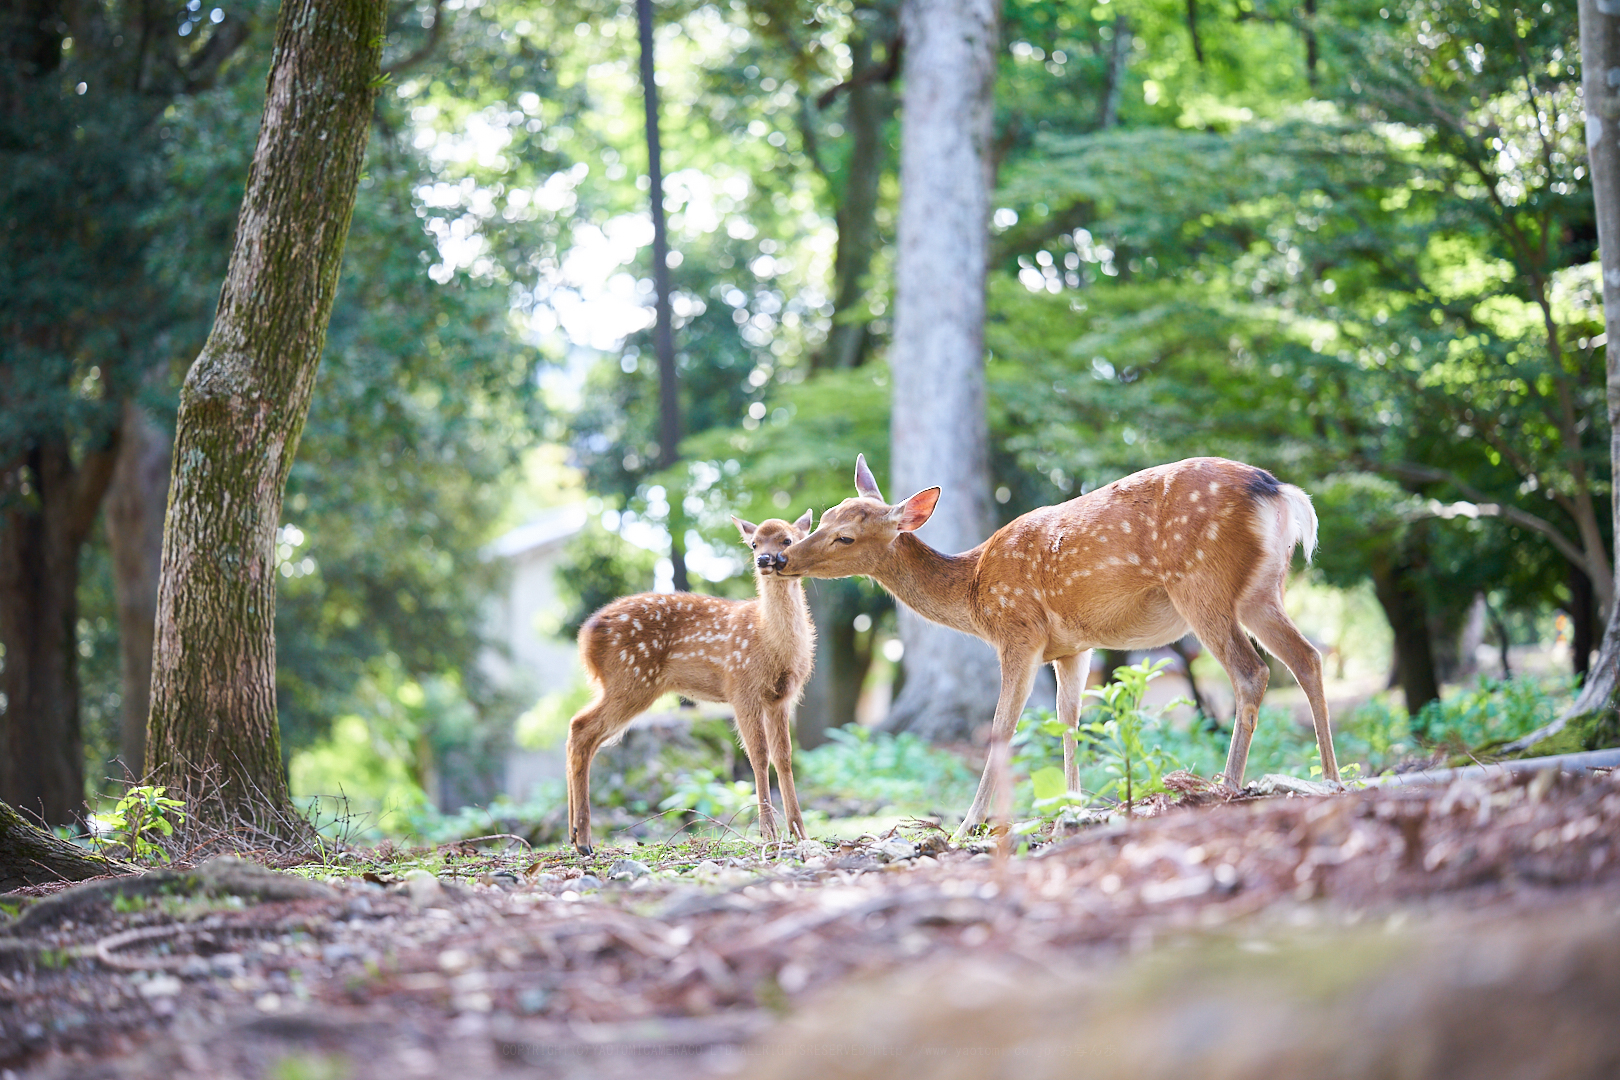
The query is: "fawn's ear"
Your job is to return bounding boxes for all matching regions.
[854,454,886,503]
[731,515,757,542]
[794,508,814,533]
[892,487,940,532]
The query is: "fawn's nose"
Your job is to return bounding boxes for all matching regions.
[756,551,787,570]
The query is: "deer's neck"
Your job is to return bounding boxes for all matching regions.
[754,574,812,656]
[872,533,982,636]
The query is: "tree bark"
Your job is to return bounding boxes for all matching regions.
[1371,558,1441,720]
[881,0,1003,743]
[0,797,128,892]
[0,437,119,827]
[637,0,687,592]
[146,0,385,835]
[798,582,872,749]
[822,30,890,373]
[104,399,171,781]
[1542,0,1620,740]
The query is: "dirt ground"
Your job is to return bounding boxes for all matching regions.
[3,766,1618,1080]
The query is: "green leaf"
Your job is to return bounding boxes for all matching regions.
[1031,766,1069,803]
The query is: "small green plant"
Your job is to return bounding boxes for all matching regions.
[1080,659,1190,812]
[796,725,978,814]
[658,768,757,824]
[92,785,187,863]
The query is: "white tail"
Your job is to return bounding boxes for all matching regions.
[565,510,815,854]
[780,456,1337,838]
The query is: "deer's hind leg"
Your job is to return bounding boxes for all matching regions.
[1243,587,1337,783]
[1168,587,1271,789]
[566,688,657,855]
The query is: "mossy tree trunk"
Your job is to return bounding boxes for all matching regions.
[1563,0,1620,739]
[146,0,386,836]
[0,797,127,892]
[0,437,118,828]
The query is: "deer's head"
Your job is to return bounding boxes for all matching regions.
[777,455,939,579]
[733,508,814,576]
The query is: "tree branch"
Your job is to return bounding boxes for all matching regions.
[383,0,446,78]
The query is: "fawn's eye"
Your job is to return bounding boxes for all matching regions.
[835,536,855,545]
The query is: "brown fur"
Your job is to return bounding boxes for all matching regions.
[779,456,1336,838]
[565,511,816,853]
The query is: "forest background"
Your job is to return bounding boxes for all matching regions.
[2,0,1612,833]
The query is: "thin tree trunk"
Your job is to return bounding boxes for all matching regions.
[146,0,385,836]
[1097,15,1132,131]
[882,0,1002,743]
[798,582,871,749]
[822,30,889,372]
[637,0,687,592]
[104,398,171,781]
[0,797,128,891]
[0,436,119,827]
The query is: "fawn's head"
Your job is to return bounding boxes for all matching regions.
[777,454,939,579]
[733,508,814,576]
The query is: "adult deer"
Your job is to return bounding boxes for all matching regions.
[565,512,815,854]
[779,456,1337,837]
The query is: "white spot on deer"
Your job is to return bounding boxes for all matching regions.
[1189,492,1200,503]
[1206,523,1220,539]
[999,596,1010,608]
[1173,533,1183,542]
[1108,557,1123,567]
[1195,549,1205,561]
[1119,521,1132,533]
[1127,553,1140,565]
[618,614,629,623]
[1208,481,1220,494]
[618,650,628,662]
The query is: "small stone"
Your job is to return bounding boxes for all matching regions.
[516,986,551,1015]
[794,839,830,862]
[404,869,446,907]
[871,837,919,863]
[608,858,652,881]
[691,860,723,878]
[138,974,183,999]
[437,948,473,973]
[573,874,604,891]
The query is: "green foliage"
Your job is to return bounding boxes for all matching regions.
[90,786,187,864]
[794,725,978,815]
[1078,660,1191,809]
[658,769,759,826]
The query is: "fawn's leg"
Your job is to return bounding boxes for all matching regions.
[1052,650,1091,794]
[565,693,650,855]
[765,702,806,841]
[954,646,1042,840]
[733,703,779,841]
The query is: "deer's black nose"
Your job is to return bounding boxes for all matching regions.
[756,551,787,570]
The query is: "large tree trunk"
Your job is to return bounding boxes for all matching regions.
[104,399,171,781]
[147,0,385,836]
[0,438,119,827]
[0,797,128,892]
[881,0,1003,743]
[1371,558,1441,721]
[1532,0,1620,744]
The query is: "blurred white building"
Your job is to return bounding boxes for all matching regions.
[483,505,587,798]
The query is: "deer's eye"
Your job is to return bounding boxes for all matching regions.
[835,536,855,545]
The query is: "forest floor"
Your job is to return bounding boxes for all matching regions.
[3,766,1619,1080]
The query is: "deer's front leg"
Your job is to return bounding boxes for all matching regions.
[953,648,1042,841]
[1052,650,1091,795]
[733,704,779,842]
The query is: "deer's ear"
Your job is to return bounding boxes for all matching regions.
[893,488,940,532]
[854,454,885,503]
[731,516,757,542]
[794,508,814,533]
